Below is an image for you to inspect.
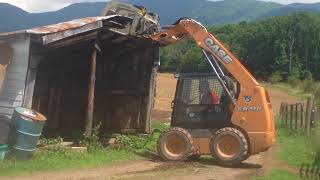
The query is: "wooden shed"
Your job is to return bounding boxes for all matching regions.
[0,13,160,137]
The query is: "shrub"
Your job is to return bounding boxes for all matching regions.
[81,123,103,152]
[287,68,301,87]
[300,79,317,93]
[39,137,63,146]
[268,71,282,83]
[303,71,313,81]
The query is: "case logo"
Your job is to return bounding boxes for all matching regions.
[244,96,252,103]
[204,37,233,64]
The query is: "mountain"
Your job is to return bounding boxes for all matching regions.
[0,2,106,32]
[259,2,320,17]
[1,0,320,33]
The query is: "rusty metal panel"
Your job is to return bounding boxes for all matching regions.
[0,15,129,44]
[35,20,102,45]
[27,17,108,34]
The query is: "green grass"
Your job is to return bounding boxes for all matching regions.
[0,148,139,177]
[253,169,302,180]
[277,128,316,167]
[0,122,170,177]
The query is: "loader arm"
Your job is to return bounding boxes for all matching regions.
[150,18,259,89]
[150,18,275,154]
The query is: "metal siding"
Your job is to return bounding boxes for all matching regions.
[0,39,30,117]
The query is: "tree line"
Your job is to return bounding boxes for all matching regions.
[160,12,320,81]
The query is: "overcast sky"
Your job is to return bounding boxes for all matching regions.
[0,0,319,13]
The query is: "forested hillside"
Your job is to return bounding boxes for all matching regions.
[160,12,320,81]
[2,0,320,32]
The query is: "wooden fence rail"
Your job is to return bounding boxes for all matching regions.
[279,97,318,135]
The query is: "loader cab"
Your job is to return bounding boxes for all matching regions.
[171,73,235,129]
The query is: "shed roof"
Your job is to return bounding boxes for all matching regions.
[0,15,134,45]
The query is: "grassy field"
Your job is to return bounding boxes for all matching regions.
[264,83,312,101]
[253,127,318,180]
[0,149,138,177]
[255,120,319,180]
[0,123,169,177]
[253,169,302,180]
[277,128,317,167]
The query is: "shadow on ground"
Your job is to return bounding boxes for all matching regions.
[135,149,262,170]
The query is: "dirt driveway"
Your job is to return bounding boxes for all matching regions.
[5,146,280,180]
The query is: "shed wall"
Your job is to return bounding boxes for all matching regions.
[31,41,158,137]
[0,39,30,117]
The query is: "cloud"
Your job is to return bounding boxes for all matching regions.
[0,0,108,13]
[262,0,320,4]
[0,0,320,13]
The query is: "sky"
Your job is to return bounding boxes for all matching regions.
[0,0,319,13]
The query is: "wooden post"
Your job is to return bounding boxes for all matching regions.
[280,102,283,115]
[280,103,284,128]
[311,105,317,130]
[290,105,293,130]
[285,103,288,128]
[295,104,298,130]
[305,96,314,135]
[85,49,97,137]
[301,104,304,130]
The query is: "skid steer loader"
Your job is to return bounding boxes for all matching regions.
[149,18,276,166]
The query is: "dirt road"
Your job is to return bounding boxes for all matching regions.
[6,145,296,180]
[4,147,277,180]
[2,73,300,180]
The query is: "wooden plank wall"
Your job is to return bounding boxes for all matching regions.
[31,41,158,137]
[95,45,158,133]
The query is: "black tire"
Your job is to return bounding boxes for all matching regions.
[157,127,193,162]
[211,127,249,166]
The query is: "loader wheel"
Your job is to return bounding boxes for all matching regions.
[211,127,248,166]
[157,127,193,162]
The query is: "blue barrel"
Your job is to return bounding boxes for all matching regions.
[10,107,46,160]
[0,144,8,160]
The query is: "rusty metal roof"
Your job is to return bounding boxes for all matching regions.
[0,15,131,45]
[27,16,114,35]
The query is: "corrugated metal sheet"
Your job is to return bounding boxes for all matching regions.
[27,16,114,35]
[0,15,130,44]
[0,15,119,36]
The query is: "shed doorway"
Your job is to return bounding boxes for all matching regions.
[32,37,158,138]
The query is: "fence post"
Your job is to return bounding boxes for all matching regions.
[305,96,314,135]
[286,103,289,128]
[311,105,317,130]
[290,105,293,130]
[295,104,298,130]
[301,104,304,130]
[280,103,284,127]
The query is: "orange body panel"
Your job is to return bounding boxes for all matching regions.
[193,138,212,155]
[150,18,275,155]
